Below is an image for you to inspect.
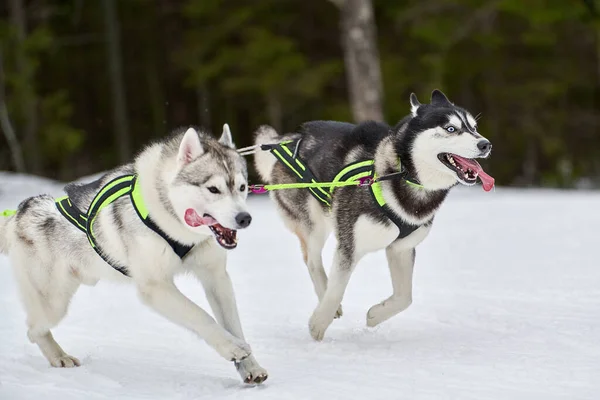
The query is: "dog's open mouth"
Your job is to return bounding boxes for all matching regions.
[205,214,238,250]
[183,209,238,249]
[438,153,495,192]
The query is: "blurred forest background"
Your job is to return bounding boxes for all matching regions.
[0,0,598,187]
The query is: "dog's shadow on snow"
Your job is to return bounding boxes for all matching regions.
[78,355,251,394]
[294,320,483,361]
[11,352,266,396]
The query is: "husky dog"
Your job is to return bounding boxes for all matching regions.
[0,125,268,384]
[253,89,494,341]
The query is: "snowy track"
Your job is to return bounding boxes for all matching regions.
[1,173,598,399]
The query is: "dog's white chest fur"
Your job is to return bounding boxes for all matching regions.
[353,214,432,256]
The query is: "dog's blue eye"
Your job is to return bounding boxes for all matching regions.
[208,186,220,194]
[446,126,456,133]
[239,184,246,192]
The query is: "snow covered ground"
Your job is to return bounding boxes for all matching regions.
[0,172,599,400]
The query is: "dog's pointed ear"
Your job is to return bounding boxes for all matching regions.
[431,89,452,106]
[178,127,204,167]
[218,123,235,149]
[409,93,421,116]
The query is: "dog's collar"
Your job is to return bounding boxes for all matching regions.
[130,176,195,259]
[332,158,424,238]
[400,161,423,188]
[373,158,423,188]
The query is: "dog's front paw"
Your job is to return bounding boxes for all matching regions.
[334,304,343,319]
[214,335,251,362]
[49,354,81,368]
[235,356,268,385]
[308,310,333,341]
[366,296,412,327]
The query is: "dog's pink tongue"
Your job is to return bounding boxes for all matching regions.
[184,209,204,227]
[453,155,495,192]
[478,170,495,192]
[184,209,217,227]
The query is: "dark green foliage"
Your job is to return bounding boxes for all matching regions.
[0,0,597,187]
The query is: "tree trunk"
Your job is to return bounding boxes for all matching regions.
[595,21,600,118]
[521,136,537,186]
[332,0,384,122]
[102,0,131,163]
[9,0,40,173]
[0,46,26,173]
[597,25,600,92]
[481,9,500,175]
[514,115,539,186]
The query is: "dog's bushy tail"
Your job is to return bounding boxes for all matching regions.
[0,213,13,254]
[253,125,280,183]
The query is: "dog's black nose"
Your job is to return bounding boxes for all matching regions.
[235,212,252,228]
[477,140,492,153]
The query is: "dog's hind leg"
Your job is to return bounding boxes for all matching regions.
[189,244,268,384]
[275,191,343,319]
[366,245,415,327]
[12,254,81,367]
[308,246,357,341]
[294,222,344,319]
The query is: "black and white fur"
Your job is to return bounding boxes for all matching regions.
[0,125,268,384]
[253,89,492,341]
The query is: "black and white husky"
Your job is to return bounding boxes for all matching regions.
[0,125,268,384]
[253,89,494,341]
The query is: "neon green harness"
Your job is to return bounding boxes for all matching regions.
[262,140,427,239]
[1,209,16,217]
[3,174,194,276]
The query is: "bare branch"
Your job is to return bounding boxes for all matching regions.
[0,46,26,173]
[8,0,36,173]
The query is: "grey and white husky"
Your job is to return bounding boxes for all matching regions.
[253,89,494,341]
[0,125,268,384]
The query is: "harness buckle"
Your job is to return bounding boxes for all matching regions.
[358,177,374,187]
[249,184,268,194]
